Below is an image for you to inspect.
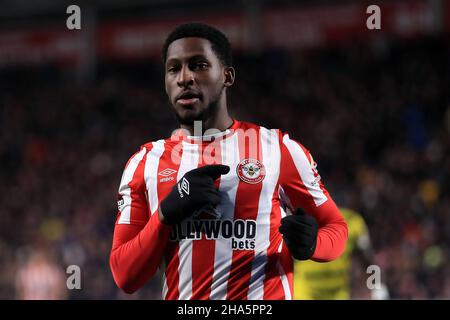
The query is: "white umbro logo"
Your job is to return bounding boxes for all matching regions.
[158,168,177,176]
[181,177,189,195]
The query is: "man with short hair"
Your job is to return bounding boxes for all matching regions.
[109,23,348,300]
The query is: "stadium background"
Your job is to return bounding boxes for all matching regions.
[0,0,449,299]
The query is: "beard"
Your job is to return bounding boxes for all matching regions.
[170,88,223,126]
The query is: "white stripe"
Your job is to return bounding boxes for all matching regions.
[279,205,288,219]
[162,272,168,299]
[209,133,240,300]
[177,141,200,300]
[144,140,165,215]
[117,147,147,224]
[282,134,327,206]
[278,205,292,299]
[247,128,281,300]
[159,258,168,299]
[277,241,292,299]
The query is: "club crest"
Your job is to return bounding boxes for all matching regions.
[236,158,265,184]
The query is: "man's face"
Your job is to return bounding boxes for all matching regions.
[165,37,226,125]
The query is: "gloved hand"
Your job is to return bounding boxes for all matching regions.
[160,164,230,225]
[279,208,318,260]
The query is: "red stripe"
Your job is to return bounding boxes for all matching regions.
[164,243,180,300]
[161,140,183,300]
[191,140,222,299]
[226,124,262,300]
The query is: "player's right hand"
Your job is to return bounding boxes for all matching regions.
[159,164,230,225]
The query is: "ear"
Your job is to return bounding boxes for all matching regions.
[223,67,235,87]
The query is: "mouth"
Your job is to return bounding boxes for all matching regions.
[176,91,202,106]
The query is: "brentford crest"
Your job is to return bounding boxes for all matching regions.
[236,158,265,184]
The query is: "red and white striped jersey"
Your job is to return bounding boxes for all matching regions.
[110,120,347,300]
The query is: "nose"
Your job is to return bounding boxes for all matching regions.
[177,65,194,88]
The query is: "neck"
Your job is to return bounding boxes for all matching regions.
[180,96,233,136]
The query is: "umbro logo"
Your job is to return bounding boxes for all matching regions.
[158,168,177,176]
[177,177,190,198]
[181,177,189,195]
[159,168,177,182]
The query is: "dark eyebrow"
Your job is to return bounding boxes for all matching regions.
[188,54,209,62]
[166,54,210,66]
[165,58,179,66]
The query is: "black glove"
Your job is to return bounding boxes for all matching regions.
[160,164,230,225]
[279,208,318,260]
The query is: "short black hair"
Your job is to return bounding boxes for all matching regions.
[162,23,233,67]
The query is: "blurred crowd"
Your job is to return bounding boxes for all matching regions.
[0,36,449,299]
